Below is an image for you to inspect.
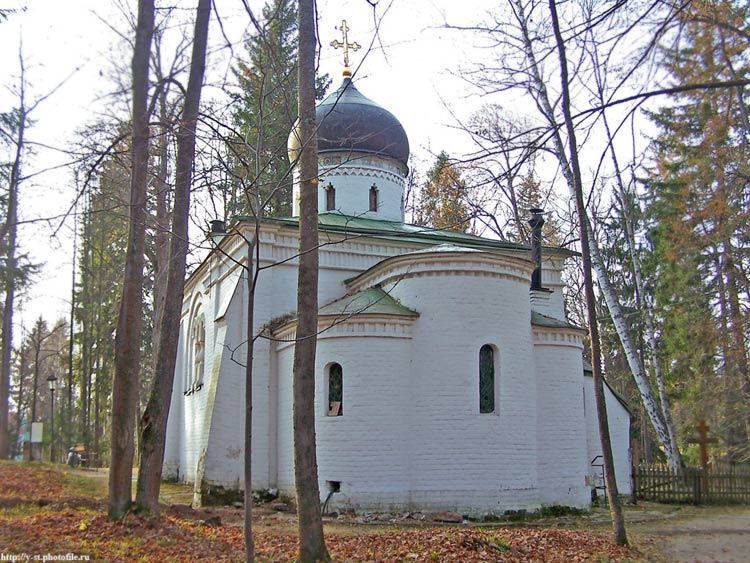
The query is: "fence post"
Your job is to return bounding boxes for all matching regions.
[692,468,702,505]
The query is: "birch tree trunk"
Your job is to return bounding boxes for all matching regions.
[584,19,682,468]
[508,0,679,473]
[108,0,154,520]
[597,108,683,472]
[547,0,627,545]
[292,0,331,560]
[135,0,211,513]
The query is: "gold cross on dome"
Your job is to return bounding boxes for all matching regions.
[330,20,361,76]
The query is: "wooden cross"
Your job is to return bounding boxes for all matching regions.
[687,418,718,470]
[330,20,361,74]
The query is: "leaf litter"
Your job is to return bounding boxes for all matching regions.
[0,462,655,562]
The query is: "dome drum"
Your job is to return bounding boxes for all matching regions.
[289,77,410,222]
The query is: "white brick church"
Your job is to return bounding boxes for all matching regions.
[163,75,632,515]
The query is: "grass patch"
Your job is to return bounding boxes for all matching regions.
[62,468,109,498]
[481,530,511,551]
[0,502,51,517]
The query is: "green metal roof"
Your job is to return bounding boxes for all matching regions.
[531,310,582,330]
[232,213,572,255]
[318,286,419,318]
[406,243,483,255]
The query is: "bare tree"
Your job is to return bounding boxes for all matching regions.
[147,24,191,378]
[584,30,682,467]
[108,0,154,520]
[25,319,65,460]
[546,0,627,545]
[136,0,212,514]
[458,0,682,473]
[464,107,548,241]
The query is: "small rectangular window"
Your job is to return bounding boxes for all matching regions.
[479,345,495,413]
[328,363,343,416]
[369,185,379,212]
[326,184,336,211]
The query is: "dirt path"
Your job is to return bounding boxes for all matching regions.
[635,505,750,563]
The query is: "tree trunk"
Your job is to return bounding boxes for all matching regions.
[0,67,26,460]
[13,352,27,459]
[150,41,174,365]
[244,238,256,563]
[109,0,154,520]
[79,209,91,449]
[723,249,750,454]
[292,1,330,561]
[598,108,683,472]
[93,341,102,467]
[510,0,678,474]
[66,212,77,455]
[93,211,106,467]
[547,0,627,546]
[586,218,677,466]
[713,254,736,448]
[135,0,211,514]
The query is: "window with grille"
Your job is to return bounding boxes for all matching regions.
[186,310,205,395]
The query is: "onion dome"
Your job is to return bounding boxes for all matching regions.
[288,78,410,169]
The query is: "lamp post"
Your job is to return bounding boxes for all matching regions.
[47,374,57,463]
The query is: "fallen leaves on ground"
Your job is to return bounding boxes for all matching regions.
[0,461,648,562]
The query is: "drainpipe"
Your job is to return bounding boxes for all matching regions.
[528,209,545,290]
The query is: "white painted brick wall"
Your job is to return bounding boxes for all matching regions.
[538,255,568,319]
[385,257,540,513]
[165,221,631,513]
[584,377,632,495]
[293,151,407,222]
[533,332,590,507]
[177,230,422,492]
[162,324,185,480]
[275,251,553,514]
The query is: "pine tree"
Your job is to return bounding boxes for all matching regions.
[229,0,329,219]
[416,151,473,233]
[74,134,129,465]
[644,0,750,460]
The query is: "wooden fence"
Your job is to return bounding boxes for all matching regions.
[634,462,750,504]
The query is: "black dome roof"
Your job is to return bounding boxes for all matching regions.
[314,78,409,168]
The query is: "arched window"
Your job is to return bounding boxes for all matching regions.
[325,183,336,211]
[369,184,379,212]
[188,313,205,393]
[479,345,495,413]
[328,363,343,416]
